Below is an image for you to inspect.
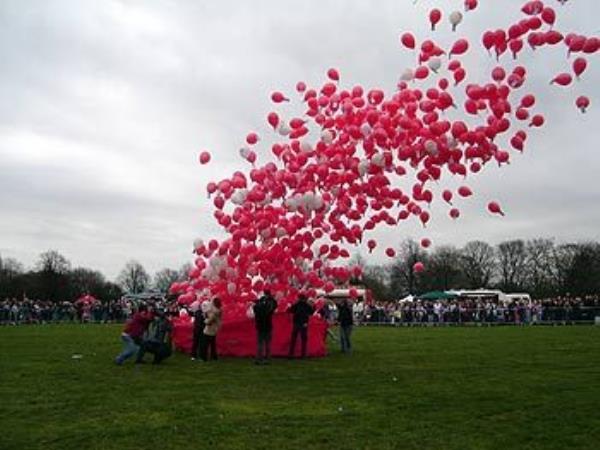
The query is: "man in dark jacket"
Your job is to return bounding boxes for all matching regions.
[288,294,314,359]
[136,309,173,365]
[253,290,278,365]
[337,299,354,354]
[191,305,206,360]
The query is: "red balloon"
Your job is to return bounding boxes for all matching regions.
[327,68,340,81]
[246,133,259,145]
[449,208,461,220]
[458,186,473,198]
[541,7,556,26]
[442,190,453,204]
[401,33,416,50]
[576,96,590,113]
[465,0,478,12]
[450,39,469,56]
[413,262,425,273]
[271,91,289,103]
[199,151,211,165]
[385,248,396,258]
[429,9,442,31]
[551,73,572,86]
[488,201,505,216]
[267,112,279,129]
[573,58,587,78]
[421,238,432,248]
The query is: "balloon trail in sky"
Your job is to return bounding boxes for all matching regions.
[172,0,598,314]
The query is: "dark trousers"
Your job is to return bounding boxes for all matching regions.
[256,328,272,361]
[191,327,204,358]
[136,341,172,364]
[200,334,217,361]
[289,324,308,358]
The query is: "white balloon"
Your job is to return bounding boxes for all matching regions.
[300,140,312,153]
[358,159,369,176]
[371,152,385,167]
[450,11,463,31]
[425,139,438,155]
[278,122,291,136]
[428,57,442,73]
[400,68,415,82]
[239,147,250,159]
[321,130,334,144]
[360,123,372,137]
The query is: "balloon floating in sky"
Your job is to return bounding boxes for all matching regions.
[176,0,598,316]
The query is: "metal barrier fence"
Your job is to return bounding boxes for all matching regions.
[358,306,600,326]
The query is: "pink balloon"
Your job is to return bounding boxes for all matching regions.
[488,201,505,216]
[199,151,211,165]
[573,58,587,78]
[551,73,572,86]
[271,91,289,103]
[450,39,469,56]
[413,262,425,273]
[401,33,416,50]
[576,96,590,113]
[429,9,442,31]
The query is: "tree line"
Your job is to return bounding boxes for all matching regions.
[2,238,600,302]
[356,239,600,300]
[0,250,190,301]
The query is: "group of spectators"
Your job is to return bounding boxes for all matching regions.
[355,295,600,325]
[0,297,138,325]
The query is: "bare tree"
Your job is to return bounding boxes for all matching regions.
[154,268,181,293]
[524,239,555,297]
[117,260,150,294]
[460,241,496,289]
[390,239,427,296]
[497,240,527,291]
[550,243,578,295]
[0,255,24,277]
[36,250,70,274]
[427,246,462,291]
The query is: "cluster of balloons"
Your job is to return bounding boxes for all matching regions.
[175,0,597,315]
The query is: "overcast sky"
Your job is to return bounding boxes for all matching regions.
[1,0,599,280]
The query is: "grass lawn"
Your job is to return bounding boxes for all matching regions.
[0,324,599,450]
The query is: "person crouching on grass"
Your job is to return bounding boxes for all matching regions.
[115,304,154,365]
[200,298,222,362]
[135,309,173,365]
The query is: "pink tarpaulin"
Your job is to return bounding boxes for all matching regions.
[172,311,328,358]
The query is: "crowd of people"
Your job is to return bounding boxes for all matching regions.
[354,295,600,326]
[0,297,147,325]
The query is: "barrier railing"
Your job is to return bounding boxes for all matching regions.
[356,306,600,326]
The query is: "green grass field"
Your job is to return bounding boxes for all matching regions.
[1,325,599,450]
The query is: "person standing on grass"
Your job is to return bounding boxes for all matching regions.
[253,290,278,365]
[288,294,314,359]
[190,302,207,361]
[200,298,222,362]
[337,298,354,354]
[114,304,154,365]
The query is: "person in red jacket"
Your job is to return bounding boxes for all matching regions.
[114,304,154,365]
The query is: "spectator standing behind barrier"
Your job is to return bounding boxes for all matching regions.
[288,294,314,359]
[337,299,354,355]
[115,305,154,365]
[253,290,278,365]
[190,303,207,361]
[136,309,173,365]
[200,298,222,362]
